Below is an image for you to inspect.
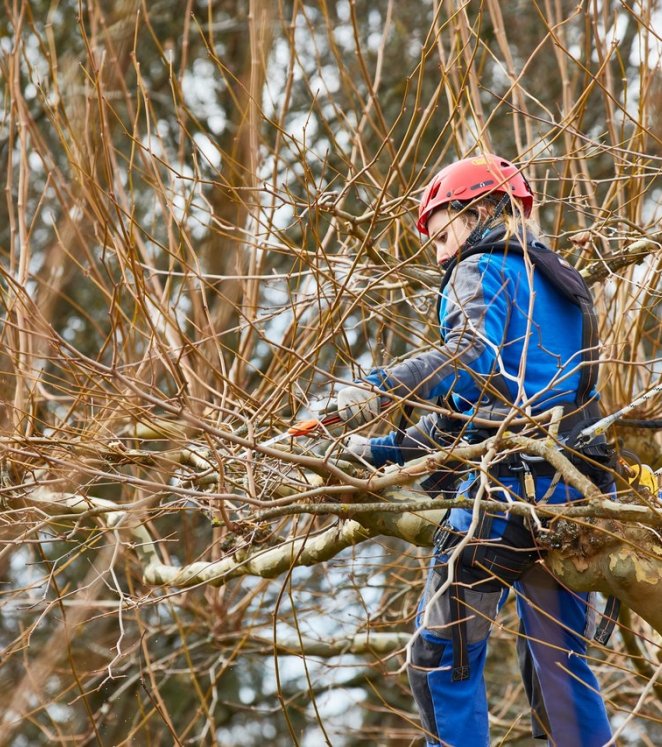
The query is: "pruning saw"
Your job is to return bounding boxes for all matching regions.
[260,411,346,448]
[574,380,662,447]
[259,395,391,449]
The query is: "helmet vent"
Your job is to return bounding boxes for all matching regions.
[470,180,494,191]
[417,154,534,233]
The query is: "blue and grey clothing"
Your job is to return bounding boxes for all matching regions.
[360,227,611,745]
[409,475,612,747]
[365,227,597,468]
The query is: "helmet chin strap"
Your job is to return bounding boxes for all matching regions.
[461,193,511,249]
[434,194,512,272]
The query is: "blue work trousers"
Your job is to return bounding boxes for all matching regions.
[407,475,613,746]
[408,562,612,746]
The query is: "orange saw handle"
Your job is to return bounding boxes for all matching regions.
[287,412,344,437]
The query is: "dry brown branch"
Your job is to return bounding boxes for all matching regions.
[1,0,661,743]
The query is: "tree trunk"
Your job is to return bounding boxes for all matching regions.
[546,519,662,634]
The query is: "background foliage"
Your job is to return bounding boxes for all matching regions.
[1,1,661,744]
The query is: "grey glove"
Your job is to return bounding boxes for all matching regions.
[343,434,376,465]
[336,384,382,426]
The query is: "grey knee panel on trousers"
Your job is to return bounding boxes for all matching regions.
[517,624,551,740]
[408,567,504,741]
[421,559,503,643]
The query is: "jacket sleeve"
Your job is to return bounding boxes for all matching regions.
[377,255,512,403]
[369,411,459,467]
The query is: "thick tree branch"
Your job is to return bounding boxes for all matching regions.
[222,631,411,658]
[5,432,661,634]
[580,235,662,284]
[254,496,662,529]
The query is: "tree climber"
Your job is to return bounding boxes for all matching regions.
[336,155,614,746]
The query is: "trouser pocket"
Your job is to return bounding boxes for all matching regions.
[456,513,540,592]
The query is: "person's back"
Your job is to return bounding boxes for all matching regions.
[439,232,590,418]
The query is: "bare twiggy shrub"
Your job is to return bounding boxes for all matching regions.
[0,1,661,745]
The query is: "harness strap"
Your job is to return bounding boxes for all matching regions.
[489,458,558,479]
[394,403,414,447]
[594,596,621,645]
[450,583,470,681]
[576,296,599,408]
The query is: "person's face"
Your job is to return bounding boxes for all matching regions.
[427,207,475,268]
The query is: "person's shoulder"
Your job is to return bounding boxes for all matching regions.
[444,253,485,286]
[468,246,522,274]
[444,251,512,292]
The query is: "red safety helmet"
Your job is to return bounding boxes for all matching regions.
[417,154,534,234]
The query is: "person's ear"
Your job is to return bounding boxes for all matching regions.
[475,203,492,222]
